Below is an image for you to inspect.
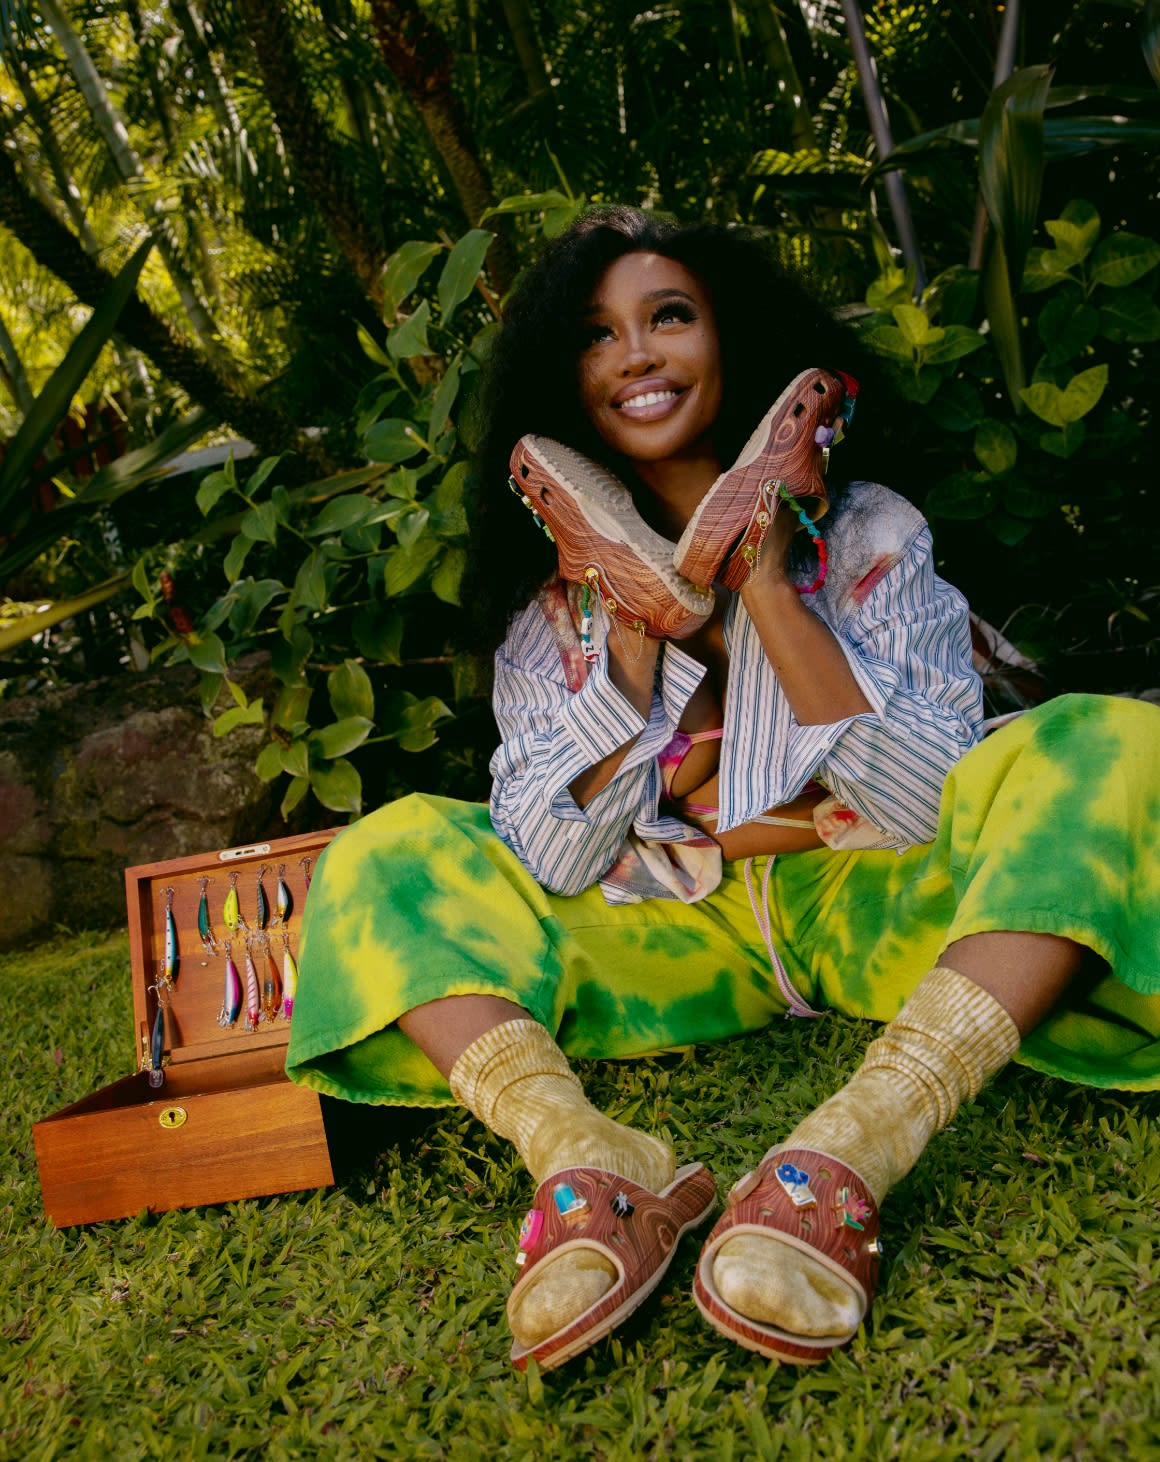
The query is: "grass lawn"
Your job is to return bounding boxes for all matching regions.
[3,930,1159,1460]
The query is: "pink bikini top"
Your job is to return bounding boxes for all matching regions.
[658,727,816,830]
[658,728,724,816]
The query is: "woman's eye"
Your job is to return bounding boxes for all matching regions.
[653,301,696,327]
[580,323,614,348]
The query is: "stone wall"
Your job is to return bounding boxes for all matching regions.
[0,660,288,948]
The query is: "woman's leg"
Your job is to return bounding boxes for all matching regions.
[420,1005,676,1348]
[399,995,676,1348]
[705,693,1160,1353]
[710,934,1077,1340]
[287,794,790,1357]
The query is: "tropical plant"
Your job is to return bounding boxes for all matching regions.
[130,227,501,818]
[856,196,1159,686]
[0,240,213,673]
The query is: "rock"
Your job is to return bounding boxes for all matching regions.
[0,658,292,949]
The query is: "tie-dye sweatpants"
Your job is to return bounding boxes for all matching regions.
[285,693,1160,1104]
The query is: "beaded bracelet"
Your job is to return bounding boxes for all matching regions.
[778,484,828,596]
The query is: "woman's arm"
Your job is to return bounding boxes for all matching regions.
[723,509,981,847]
[489,597,701,893]
[567,630,661,806]
[739,506,873,724]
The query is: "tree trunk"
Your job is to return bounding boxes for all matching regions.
[839,0,926,292]
[3,87,154,399]
[737,0,819,152]
[231,0,388,307]
[968,0,1021,271]
[369,0,516,293]
[498,0,552,107]
[168,0,247,145]
[36,0,229,358]
[0,146,336,476]
[124,0,224,312]
[0,308,36,416]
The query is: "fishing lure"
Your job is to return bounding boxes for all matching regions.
[255,867,270,931]
[242,941,261,1031]
[272,864,293,927]
[197,876,217,957]
[281,934,298,1022]
[223,871,241,935]
[159,887,179,988]
[299,855,314,891]
[148,994,166,1088]
[217,941,242,1027]
[261,938,282,1023]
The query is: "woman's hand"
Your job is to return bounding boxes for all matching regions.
[567,629,662,808]
[739,506,872,726]
[744,498,798,590]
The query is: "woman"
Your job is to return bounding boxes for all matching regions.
[286,207,1160,1372]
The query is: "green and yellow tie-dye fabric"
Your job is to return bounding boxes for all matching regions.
[286,694,1160,1104]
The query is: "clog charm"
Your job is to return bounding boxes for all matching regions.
[515,1208,544,1266]
[552,1182,589,1219]
[834,1185,872,1231]
[774,1161,818,1209]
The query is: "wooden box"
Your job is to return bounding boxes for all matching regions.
[33,829,340,1227]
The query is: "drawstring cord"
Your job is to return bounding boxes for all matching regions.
[743,856,826,1020]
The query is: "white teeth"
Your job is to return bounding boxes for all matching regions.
[619,390,677,409]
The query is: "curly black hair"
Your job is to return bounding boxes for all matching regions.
[461,205,894,654]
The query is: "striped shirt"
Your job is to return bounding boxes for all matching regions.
[490,485,983,902]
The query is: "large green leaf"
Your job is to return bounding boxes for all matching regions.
[1019,365,1109,426]
[973,420,1017,477]
[979,66,1053,294]
[982,235,1026,407]
[328,658,375,720]
[0,575,127,652]
[309,758,362,814]
[1037,293,1099,366]
[924,471,998,519]
[1099,288,1160,342]
[0,239,152,518]
[438,230,494,324]
[0,409,214,584]
[388,300,432,359]
[1089,233,1160,288]
[365,418,426,464]
[382,241,441,318]
[1043,199,1100,265]
[479,189,576,220]
[309,716,374,759]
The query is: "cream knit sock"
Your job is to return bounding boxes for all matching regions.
[713,968,1021,1341]
[449,1018,675,1348]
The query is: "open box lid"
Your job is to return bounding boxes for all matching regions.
[125,829,339,1075]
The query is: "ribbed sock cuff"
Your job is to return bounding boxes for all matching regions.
[448,1018,580,1135]
[862,966,1020,1129]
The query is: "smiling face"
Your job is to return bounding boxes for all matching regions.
[576,252,724,474]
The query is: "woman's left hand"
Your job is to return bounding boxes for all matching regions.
[745,498,798,589]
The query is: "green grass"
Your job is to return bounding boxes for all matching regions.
[4,933,1159,1461]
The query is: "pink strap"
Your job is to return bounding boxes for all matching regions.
[658,726,724,799]
[743,857,825,1020]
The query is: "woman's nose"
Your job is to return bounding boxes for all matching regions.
[619,330,658,374]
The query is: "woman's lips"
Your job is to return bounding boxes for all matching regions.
[612,379,687,421]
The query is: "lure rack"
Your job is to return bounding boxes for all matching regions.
[33,828,339,1228]
[135,836,329,1084]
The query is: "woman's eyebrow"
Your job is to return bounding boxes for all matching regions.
[580,288,697,316]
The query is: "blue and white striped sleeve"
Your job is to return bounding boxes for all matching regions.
[488,600,687,894]
[811,528,983,844]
